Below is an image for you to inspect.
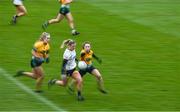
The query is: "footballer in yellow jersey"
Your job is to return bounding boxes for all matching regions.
[15,32,50,93]
[79,42,102,76]
[42,0,80,36]
[68,41,107,94]
[31,40,50,68]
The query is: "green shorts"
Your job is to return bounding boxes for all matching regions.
[59,6,70,15]
[30,57,44,68]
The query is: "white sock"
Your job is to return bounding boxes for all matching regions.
[72,29,76,33]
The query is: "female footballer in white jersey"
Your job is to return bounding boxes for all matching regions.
[48,39,84,101]
[11,0,27,24]
[42,0,80,36]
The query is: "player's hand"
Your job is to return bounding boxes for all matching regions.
[97,58,102,64]
[39,57,45,63]
[45,57,50,63]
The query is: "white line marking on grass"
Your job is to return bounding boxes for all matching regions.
[0,68,66,112]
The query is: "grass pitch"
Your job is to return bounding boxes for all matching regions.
[0,0,180,111]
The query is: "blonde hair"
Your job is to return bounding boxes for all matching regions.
[39,32,50,41]
[60,39,76,49]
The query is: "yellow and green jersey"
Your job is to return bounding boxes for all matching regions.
[33,41,50,58]
[80,49,94,65]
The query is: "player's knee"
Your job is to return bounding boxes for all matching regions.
[69,20,74,23]
[76,77,82,84]
[69,19,74,23]
[39,75,44,80]
[96,75,102,80]
[37,72,44,78]
[62,80,67,86]
[21,9,27,15]
[56,18,61,22]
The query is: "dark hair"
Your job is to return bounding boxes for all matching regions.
[82,41,91,49]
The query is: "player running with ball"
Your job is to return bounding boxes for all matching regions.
[42,0,80,36]
[68,41,107,94]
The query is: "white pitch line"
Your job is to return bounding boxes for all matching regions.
[0,68,66,112]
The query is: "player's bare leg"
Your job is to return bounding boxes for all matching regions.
[91,69,107,94]
[42,14,64,30]
[66,13,80,36]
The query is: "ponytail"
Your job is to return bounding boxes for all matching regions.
[60,39,75,49]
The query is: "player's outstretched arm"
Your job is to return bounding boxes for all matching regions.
[92,54,102,64]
